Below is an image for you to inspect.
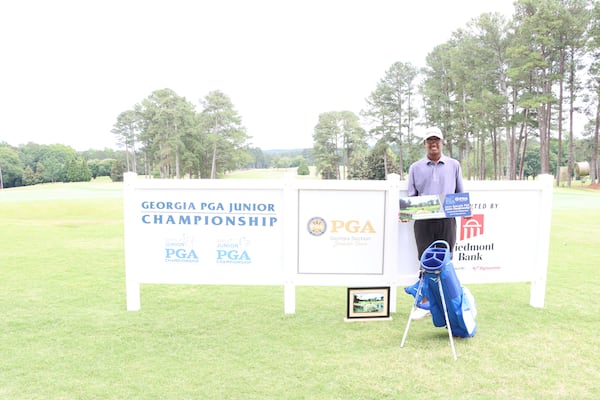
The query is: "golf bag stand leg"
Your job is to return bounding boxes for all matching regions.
[400,274,425,348]
[437,275,458,361]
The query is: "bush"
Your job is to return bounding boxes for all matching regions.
[110,160,124,182]
[297,163,310,176]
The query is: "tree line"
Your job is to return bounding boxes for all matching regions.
[111,89,253,179]
[110,0,599,184]
[0,140,309,189]
[0,144,126,188]
[315,0,600,185]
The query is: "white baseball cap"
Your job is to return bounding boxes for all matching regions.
[424,127,444,141]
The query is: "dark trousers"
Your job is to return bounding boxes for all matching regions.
[413,218,457,260]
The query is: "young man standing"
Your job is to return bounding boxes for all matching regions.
[402,126,465,319]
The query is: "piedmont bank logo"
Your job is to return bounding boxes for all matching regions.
[456,214,496,265]
[165,234,199,263]
[460,214,484,240]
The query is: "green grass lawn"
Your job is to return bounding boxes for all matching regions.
[1,181,599,399]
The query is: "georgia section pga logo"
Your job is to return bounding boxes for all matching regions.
[307,217,326,236]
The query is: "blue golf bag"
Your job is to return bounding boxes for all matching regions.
[407,240,477,338]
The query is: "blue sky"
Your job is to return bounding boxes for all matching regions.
[0,0,516,151]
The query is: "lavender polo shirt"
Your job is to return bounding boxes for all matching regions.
[407,154,464,197]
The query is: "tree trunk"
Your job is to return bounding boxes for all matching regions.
[537,67,552,175]
[383,150,389,177]
[518,116,528,180]
[479,132,486,180]
[210,143,217,179]
[125,142,131,172]
[557,48,565,186]
[491,128,498,180]
[593,102,600,184]
[507,122,516,180]
[132,142,137,174]
[538,104,549,175]
[175,148,180,179]
[465,131,471,180]
[567,46,576,188]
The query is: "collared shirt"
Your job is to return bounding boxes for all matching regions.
[407,154,464,197]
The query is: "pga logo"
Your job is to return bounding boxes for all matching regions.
[216,249,251,261]
[307,217,376,236]
[331,220,375,234]
[165,248,199,260]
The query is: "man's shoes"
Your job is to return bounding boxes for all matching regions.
[410,307,431,320]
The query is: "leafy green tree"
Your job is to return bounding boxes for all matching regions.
[421,42,455,139]
[36,144,78,183]
[549,0,590,186]
[88,159,98,179]
[22,165,36,186]
[0,144,23,188]
[511,0,565,175]
[585,0,600,183]
[17,142,53,183]
[197,90,250,178]
[301,148,314,166]
[138,88,197,178]
[17,142,43,171]
[99,159,115,177]
[419,2,593,182]
[366,144,401,180]
[313,111,367,179]
[462,14,511,180]
[112,107,142,173]
[33,162,45,184]
[362,62,419,178]
[346,153,370,180]
[110,160,125,182]
[422,14,510,180]
[64,157,92,182]
[248,147,268,168]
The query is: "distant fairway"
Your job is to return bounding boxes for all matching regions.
[223,166,319,180]
[552,186,600,209]
[0,178,122,203]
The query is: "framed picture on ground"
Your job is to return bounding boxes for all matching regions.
[346,287,390,320]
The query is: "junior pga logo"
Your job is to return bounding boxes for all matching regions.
[215,237,251,264]
[164,234,199,263]
[307,217,327,236]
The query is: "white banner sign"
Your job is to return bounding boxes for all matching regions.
[298,190,386,274]
[123,173,553,312]
[125,183,284,287]
[453,189,545,284]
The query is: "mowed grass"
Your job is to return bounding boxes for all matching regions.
[0,181,599,399]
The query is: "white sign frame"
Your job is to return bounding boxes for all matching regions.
[123,173,553,312]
